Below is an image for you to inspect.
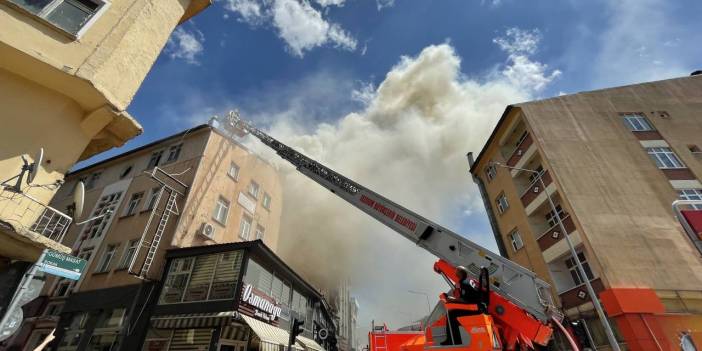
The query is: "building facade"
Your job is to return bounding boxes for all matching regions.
[3,123,285,350]
[0,0,210,336]
[469,74,702,350]
[328,280,358,351]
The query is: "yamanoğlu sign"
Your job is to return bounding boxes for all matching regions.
[37,249,87,280]
[241,284,282,321]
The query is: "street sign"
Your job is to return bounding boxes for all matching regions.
[37,249,87,280]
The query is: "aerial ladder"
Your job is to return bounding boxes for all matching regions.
[220,112,577,350]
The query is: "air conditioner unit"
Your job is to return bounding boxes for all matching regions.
[200,222,215,239]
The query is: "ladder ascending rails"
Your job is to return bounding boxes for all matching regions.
[140,191,178,278]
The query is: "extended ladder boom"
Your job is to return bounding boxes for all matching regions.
[222,112,557,324]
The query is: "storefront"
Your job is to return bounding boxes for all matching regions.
[143,240,337,351]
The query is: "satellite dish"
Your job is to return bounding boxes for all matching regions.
[27,148,44,184]
[73,181,85,220]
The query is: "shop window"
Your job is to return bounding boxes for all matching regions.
[166,143,183,163]
[564,252,594,286]
[622,113,654,131]
[160,252,243,304]
[209,251,243,300]
[169,329,214,350]
[183,254,219,302]
[147,150,164,169]
[123,192,143,216]
[159,257,195,304]
[646,147,685,169]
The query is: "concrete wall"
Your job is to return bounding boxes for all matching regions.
[519,75,702,293]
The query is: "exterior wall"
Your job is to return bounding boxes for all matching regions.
[173,131,283,252]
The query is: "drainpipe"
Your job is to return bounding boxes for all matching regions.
[466,153,508,257]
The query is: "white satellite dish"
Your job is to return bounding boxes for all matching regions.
[27,148,43,184]
[73,181,85,220]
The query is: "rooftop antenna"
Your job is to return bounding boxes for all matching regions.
[1,148,44,193]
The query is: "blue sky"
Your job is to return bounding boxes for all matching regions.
[78,0,701,332]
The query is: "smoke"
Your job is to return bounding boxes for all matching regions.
[242,32,558,334]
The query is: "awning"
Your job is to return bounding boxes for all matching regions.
[151,311,238,329]
[240,315,304,350]
[297,335,325,351]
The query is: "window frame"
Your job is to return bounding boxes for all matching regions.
[679,189,702,210]
[117,239,139,269]
[143,187,162,211]
[485,164,496,182]
[545,204,567,228]
[95,244,117,273]
[564,252,594,286]
[239,214,253,240]
[262,192,272,210]
[248,181,260,199]
[147,150,164,169]
[646,147,686,169]
[166,143,183,163]
[5,0,111,39]
[123,192,144,217]
[496,193,509,214]
[622,113,654,132]
[213,197,230,225]
[255,225,265,240]
[228,162,240,181]
[509,229,524,252]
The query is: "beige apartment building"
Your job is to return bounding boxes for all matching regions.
[3,123,283,350]
[0,0,210,266]
[469,73,702,350]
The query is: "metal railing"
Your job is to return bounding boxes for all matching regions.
[0,186,72,243]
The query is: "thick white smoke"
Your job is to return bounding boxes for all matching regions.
[244,31,558,339]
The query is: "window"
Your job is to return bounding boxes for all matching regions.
[85,171,101,189]
[95,244,117,272]
[59,312,88,348]
[159,257,194,303]
[528,165,545,184]
[262,193,272,210]
[213,197,230,224]
[291,290,307,316]
[255,225,265,240]
[239,214,252,240]
[228,162,240,180]
[97,307,126,328]
[144,187,162,211]
[622,113,654,131]
[166,144,183,163]
[118,239,139,269]
[44,302,63,317]
[516,131,528,147]
[123,192,143,216]
[8,0,108,37]
[83,192,121,238]
[485,164,496,182]
[496,193,509,214]
[646,147,685,169]
[248,181,260,199]
[54,279,73,297]
[564,252,594,286]
[119,165,133,179]
[509,230,523,251]
[545,204,567,227]
[77,247,93,261]
[147,150,164,169]
[679,189,702,210]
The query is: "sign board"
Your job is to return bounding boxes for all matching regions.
[240,284,281,322]
[238,192,256,215]
[37,250,87,280]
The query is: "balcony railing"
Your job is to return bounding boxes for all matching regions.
[506,133,533,167]
[537,215,576,251]
[520,171,552,207]
[558,278,604,310]
[0,186,72,243]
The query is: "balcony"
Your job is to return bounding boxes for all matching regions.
[558,278,605,310]
[537,215,576,252]
[520,171,553,207]
[506,133,533,167]
[0,187,73,259]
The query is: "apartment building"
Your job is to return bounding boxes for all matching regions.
[469,74,702,350]
[329,280,358,351]
[4,123,284,350]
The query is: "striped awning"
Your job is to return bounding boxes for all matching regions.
[297,335,325,351]
[240,315,304,350]
[151,311,238,329]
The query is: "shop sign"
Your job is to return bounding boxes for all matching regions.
[240,284,281,322]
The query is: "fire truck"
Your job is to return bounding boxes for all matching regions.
[220,112,579,350]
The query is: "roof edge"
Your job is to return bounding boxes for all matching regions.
[469,105,515,173]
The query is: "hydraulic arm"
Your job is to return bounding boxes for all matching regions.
[220,112,561,345]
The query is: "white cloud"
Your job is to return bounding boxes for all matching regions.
[493,28,561,91]
[224,42,556,330]
[376,0,395,10]
[165,27,205,65]
[224,0,357,57]
[591,0,700,86]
